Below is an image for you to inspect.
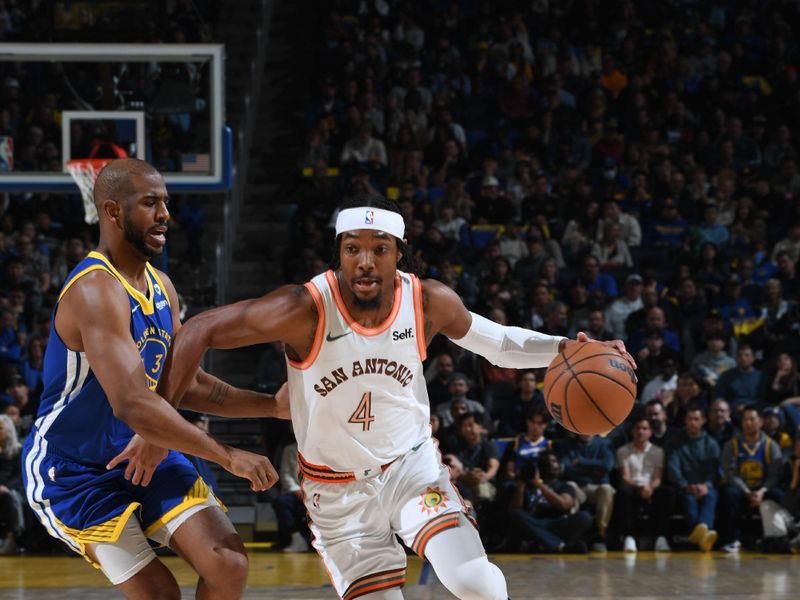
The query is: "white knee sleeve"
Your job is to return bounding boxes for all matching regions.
[424,514,508,600]
[442,558,507,600]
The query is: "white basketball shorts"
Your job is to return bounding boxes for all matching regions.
[299,436,472,600]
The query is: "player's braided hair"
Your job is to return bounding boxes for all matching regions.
[330,194,422,276]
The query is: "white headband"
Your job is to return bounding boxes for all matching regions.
[335,207,405,239]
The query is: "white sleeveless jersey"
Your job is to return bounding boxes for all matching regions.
[287,269,430,472]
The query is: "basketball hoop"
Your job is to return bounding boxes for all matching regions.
[67,158,114,225]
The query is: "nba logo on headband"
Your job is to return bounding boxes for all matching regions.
[335,206,405,239]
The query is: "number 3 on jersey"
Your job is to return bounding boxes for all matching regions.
[349,392,375,431]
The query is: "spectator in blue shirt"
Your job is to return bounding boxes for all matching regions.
[696,202,730,247]
[628,306,681,356]
[507,450,592,554]
[645,198,690,249]
[718,275,755,324]
[581,254,618,304]
[561,435,616,552]
[667,405,721,552]
[714,345,767,417]
[19,336,43,400]
[0,310,21,367]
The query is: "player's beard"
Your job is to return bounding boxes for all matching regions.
[352,289,382,310]
[123,217,161,259]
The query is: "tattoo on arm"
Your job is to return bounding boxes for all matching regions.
[208,380,230,406]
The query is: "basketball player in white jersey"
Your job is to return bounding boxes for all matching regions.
[158,196,635,600]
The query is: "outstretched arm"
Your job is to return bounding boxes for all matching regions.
[62,272,278,491]
[422,279,635,370]
[158,273,290,419]
[180,371,289,419]
[160,284,316,407]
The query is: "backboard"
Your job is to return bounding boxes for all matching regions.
[0,43,231,192]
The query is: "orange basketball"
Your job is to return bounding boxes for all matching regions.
[544,341,637,435]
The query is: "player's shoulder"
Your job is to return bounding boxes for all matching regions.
[59,268,130,318]
[258,283,318,313]
[419,277,451,294]
[286,282,317,301]
[419,277,460,305]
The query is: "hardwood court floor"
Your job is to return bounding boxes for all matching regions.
[1,551,798,599]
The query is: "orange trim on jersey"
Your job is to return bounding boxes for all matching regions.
[344,568,406,600]
[411,513,461,557]
[287,282,326,370]
[410,274,427,361]
[299,454,357,483]
[298,453,397,484]
[324,270,402,336]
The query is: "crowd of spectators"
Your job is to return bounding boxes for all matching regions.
[279,0,800,553]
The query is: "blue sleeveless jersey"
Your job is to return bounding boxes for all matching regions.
[731,435,773,490]
[33,251,173,465]
[512,434,551,471]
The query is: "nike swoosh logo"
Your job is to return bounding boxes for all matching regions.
[326,331,352,342]
[132,305,140,313]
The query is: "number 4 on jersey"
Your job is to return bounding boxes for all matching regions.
[349,392,375,431]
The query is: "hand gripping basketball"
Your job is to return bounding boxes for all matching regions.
[544,337,637,435]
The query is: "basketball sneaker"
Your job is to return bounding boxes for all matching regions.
[722,540,741,553]
[655,536,671,552]
[623,536,637,553]
[699,529,718,553]
[688,523,708,544]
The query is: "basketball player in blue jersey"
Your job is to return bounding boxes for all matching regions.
[21,159,287,600]
[161,196,636,600]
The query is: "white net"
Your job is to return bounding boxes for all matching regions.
[66,159,111,225]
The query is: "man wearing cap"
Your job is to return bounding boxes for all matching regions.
[475,175,516,224]
[160,195,636,600]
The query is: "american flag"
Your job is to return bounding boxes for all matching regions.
[181,153,210,172]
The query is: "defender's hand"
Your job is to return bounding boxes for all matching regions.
[226,448,279,492]
[107,434,168,487]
